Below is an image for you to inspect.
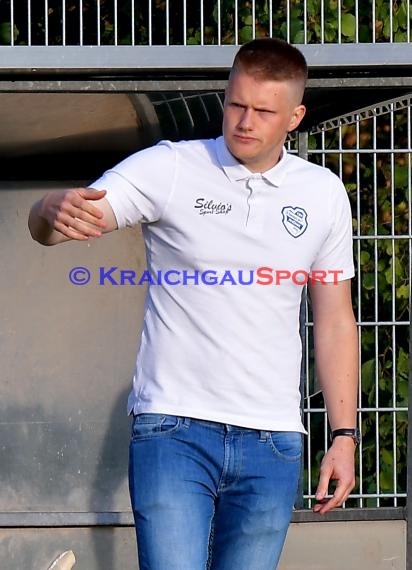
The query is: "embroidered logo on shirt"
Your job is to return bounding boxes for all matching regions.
[195,198,232,216]
[281,206,308,238]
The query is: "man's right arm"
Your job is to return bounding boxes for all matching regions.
[28,187,118,246]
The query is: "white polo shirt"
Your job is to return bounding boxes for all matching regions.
[91,136,354,432]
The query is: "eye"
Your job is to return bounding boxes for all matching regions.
[230,102,246,109]
[257,109,275,115]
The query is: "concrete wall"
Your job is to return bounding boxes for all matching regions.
[0,183,406,569]
[0,93,154,156]
[0,522,406,569]
[281,520,406,569]
[0,181,145,511]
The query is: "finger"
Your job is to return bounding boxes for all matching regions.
[315,467,331,502]
[56,197,106,230]
[73,208,106,229]
[314,479,352,515]
[70,216,105,237]
[54,219,101,240]
[313,497,333,514]
[79,189,108,221]
[71,192,107,219]
[54,223,89,241]
[314,495,341,515]
[55,211,104,237]
[79,188,107,202]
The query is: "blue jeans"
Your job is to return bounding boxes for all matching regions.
[129,414,302,570]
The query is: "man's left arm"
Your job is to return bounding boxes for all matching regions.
[308,278,358,515]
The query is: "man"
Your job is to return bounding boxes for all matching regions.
[29,38,358,570]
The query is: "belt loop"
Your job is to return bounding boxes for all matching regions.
[259,431,268,442]
[183,417,191,428]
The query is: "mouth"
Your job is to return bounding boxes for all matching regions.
[233,134,257,143]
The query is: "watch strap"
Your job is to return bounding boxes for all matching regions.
[331,428,361,445]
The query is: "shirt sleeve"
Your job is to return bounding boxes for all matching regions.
[310,173,355,282]
[88,140,177,228]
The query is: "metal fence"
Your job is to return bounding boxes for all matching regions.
[299,95,411,509]
[0,0,411,46]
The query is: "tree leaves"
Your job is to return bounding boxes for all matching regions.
[0,1,410,45]
[341,13,356,38]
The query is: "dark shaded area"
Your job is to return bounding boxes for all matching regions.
[1,85,411,180]
[0,151,131,181]
[301,86,412,130]
[90,387,132,570]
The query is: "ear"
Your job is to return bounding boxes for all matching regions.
[288,105,306,132]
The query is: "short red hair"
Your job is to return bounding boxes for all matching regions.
[231,38,308,102]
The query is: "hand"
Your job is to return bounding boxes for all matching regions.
[313,437,356,515]
[40,188,107,241]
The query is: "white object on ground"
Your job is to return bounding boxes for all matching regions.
[47,550,76,570]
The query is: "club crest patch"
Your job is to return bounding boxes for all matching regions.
[281,206,308,238]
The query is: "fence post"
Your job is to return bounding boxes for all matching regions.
[296,131,309,509]
[407,305,412,564]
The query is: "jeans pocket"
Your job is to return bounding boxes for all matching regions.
[131,413,183,441]
[268,431,302,462]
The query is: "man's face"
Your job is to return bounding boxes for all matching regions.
[223,71,306,172]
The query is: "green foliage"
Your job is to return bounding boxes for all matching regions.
[304,110,410,508]
[0,0,411,45]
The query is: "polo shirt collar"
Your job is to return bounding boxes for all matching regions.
[216,135,289,187]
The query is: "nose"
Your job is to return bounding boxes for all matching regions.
[238,107,254,131]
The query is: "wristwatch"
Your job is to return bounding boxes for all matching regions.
[330,428,361,446]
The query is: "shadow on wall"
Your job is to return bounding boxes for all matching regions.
[0,395,133,570]
[0,403,94,511]
[90,386,136,570]
[0,91,227,180]
[0,93,163,180]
